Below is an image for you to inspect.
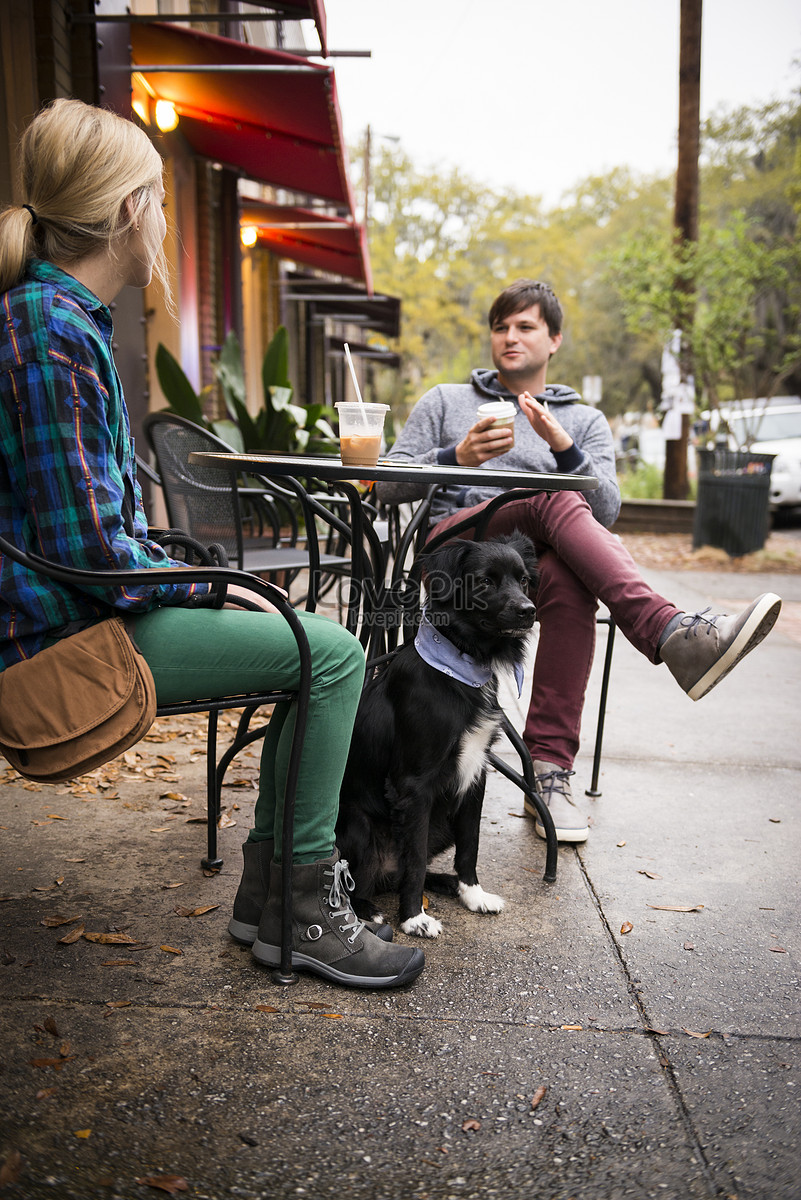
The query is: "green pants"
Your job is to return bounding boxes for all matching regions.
[129,607,365,863]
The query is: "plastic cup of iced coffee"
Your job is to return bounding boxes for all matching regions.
[476,399,516,446]
[335,401,389,467]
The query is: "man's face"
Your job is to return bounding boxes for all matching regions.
[490,303,562,386]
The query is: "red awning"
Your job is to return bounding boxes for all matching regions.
[131,22,354,209]
[240,199,371,289]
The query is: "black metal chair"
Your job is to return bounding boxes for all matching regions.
[0,532,312,985]
[143,412,353,611]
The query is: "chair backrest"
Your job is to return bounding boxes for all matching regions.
[143,413,247,566]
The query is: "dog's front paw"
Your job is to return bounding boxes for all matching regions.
[401,911,443,938]
[458,882,505,914]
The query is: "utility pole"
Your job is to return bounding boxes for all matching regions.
[664,0,702,500]
[363,124,372,229]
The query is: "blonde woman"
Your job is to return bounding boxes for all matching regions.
[0,99,423,990]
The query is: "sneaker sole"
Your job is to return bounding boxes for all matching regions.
[251,939,424,989]
[524,798,589,842]
[687,593,782,701]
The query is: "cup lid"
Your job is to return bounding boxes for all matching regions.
[335,401,390,412]
[477,400,516,418]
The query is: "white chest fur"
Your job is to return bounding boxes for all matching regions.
[454,712,500,796]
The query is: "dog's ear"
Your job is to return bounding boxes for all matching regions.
[496,531,539,583]
[418,538,475,591]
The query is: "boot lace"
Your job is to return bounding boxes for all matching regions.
[677,608,718,639]
[325,859,365,944]
[535,767,575,802]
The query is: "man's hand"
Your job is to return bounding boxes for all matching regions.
[455,416,514,466]
[518,392,574,453]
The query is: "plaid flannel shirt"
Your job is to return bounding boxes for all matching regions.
[0,259,208,670]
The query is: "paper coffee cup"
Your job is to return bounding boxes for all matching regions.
[335,401,389,467]
[477,400,515,445]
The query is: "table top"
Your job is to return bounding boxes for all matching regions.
[187,451,599,493]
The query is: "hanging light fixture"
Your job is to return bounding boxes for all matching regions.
[240,226,259,248]
[154,100,179,132]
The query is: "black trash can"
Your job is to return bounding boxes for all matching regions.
[693,448,775,557]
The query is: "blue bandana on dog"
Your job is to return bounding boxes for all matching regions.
[414,610,525,697]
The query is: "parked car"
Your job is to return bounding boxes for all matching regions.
[721,403,801,509]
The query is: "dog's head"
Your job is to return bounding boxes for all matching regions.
[419,532,538,665]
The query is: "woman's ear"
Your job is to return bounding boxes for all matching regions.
[122,194,138,231]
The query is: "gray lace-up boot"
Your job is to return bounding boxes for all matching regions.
[252,851,424,989]
[660,593,781,701]
[228,839,274,946]
[228,839,393,946]
[525,760,589,843]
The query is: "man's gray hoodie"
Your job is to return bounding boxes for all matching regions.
[376,369,621,528]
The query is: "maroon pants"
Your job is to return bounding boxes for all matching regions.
[427,490,679,769]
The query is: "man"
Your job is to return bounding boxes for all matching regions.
[376,279,781,842]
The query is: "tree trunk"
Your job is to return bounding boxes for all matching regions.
[664,0,702,500]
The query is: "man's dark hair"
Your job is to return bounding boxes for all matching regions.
[487,279,563,337]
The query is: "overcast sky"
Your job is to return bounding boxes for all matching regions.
[324,0,801,208]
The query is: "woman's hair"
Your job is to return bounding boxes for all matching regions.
[0,98,168,297]
[487,279,563,338]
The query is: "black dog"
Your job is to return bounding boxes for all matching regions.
[336,531,538,938]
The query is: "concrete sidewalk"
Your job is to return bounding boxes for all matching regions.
[1,566,799,1200]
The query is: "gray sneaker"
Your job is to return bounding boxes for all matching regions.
[526,760,589,843]
[660,593,781,701]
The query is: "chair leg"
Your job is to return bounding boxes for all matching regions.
[586,619,616,798]
[494,716,558,883]
[202,710,224,872]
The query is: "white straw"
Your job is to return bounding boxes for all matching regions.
[343,342,365,406]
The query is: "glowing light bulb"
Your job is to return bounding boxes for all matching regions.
[240,226,259,248]
[154,101,179,132]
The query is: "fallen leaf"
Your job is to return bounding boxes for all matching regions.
[45,814,68,821]
[160,945,183,955]
[616,840,626,847]
[638,870,662,880]
[83,932,138,944]
[768,818,781,823]
[58,925,85,944]
[644,1027,670,1035]
[174,905,219,918]
[105,1000,131,1009]
[323,1013,343,1019]
[150,827,171,834]
[40,915,81,928]
[461,1119,481,1133]
[35,1088,57,1101]
[161,883,184,890]
[0,1148,22,1187]
[43,1017,60,1038]
[218,812,237,829]
[647,904,704,912]
[620,921,633,935]
[683,942,695,951]
[30,1057,76,1070]
[531,1085,547,1110]
[74,1129,91,1138]
[769,946,787,953]
[255,1005,278,1013]
[561,1024,583,1031]
[135,1176,189,1195]
[682,1028,711,1039]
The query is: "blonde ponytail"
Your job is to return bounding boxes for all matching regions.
[0,99,170,298]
